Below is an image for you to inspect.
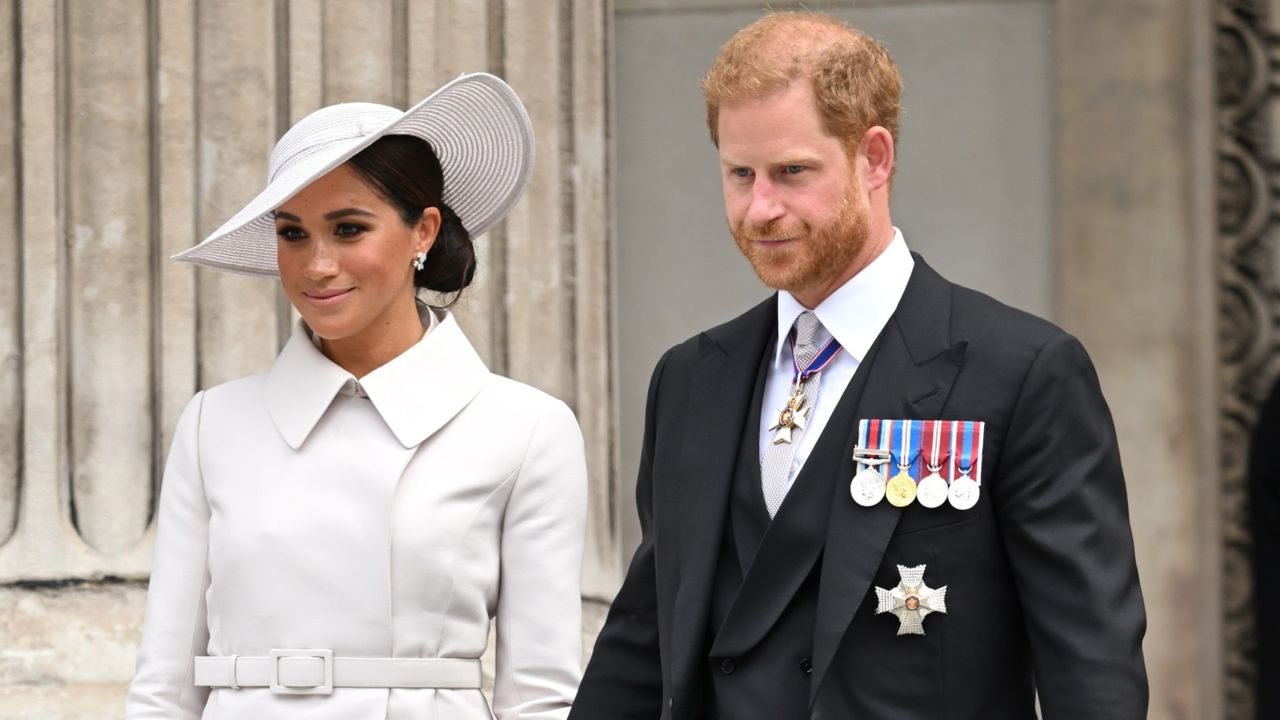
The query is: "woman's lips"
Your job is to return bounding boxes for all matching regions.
[303,288,354,307]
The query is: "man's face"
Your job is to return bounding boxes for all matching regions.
[718,80,869,303]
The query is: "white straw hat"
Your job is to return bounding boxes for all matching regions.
[173,72,534,276]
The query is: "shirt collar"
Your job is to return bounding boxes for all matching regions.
[266,304,489,450]
[773,227,915,368]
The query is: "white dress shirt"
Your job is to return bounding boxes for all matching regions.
[757,228,915,495]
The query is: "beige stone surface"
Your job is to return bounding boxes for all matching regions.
[572,0,624,600]
[1056,0,1218,718]
[0,584,145,687]
[66,0,154,557]
[155,0,199,460]
[0,0,20,546]
[503,1,574,403]
[0,684,129,720]
[193,0,285,388]
[323,0,396,105]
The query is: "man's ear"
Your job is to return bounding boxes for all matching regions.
[858,126,895,192]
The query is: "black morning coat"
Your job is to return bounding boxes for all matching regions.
[571,256,1149,720]
[1251,378,1280,720]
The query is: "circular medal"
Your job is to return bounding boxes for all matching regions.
[850,466,887,507]
[948,474,980,510]
[916,472,949,508]
[886,471,917,508]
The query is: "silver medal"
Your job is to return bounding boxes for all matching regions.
[916,471,949,508]
[850,466,887,507]
[947,474,980,510]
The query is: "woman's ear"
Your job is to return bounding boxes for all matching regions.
[416,206,443,256]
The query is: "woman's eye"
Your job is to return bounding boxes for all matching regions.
[335,223,367,237]
[276,226,306,241]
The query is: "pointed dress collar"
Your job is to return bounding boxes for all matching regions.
[773,227,915,366]
[264,305,489,450]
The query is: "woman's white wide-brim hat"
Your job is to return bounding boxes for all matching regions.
[173,72,534,276]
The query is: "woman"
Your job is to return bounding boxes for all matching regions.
[125,73,586,720]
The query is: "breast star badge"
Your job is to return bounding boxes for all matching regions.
[875,564,947,636]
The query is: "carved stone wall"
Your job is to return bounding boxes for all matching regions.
[1217,1,1279,717]
[0,1,619,716]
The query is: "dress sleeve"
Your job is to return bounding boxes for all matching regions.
[493,398,588,720]
[992,333,1148,718]
[124,392,212,719]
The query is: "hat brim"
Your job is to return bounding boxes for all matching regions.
[173,72,535,277]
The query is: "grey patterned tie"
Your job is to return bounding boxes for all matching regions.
[761,311,824,517]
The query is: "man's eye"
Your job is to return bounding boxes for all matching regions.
[783,165,805,174]
[732,168,752,178]
[276,226,306,241]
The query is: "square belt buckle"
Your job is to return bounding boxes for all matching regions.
[269,648,334,695]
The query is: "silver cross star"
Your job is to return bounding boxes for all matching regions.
[768,394,810,445]
[875,564,947,636]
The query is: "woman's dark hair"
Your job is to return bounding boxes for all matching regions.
[347,134,476,298]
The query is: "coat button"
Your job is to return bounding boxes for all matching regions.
[720,658,736,674]
[799,657,813,674]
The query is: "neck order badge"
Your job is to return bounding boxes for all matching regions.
[768,331,842,445]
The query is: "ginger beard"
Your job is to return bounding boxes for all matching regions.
[731,180,871,297]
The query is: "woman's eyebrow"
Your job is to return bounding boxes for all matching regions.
[323,207,377,221]
[273,208,377,222]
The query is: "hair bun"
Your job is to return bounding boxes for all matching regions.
[418,205,476,294]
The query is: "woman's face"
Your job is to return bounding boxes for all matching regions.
[275,163,438,344]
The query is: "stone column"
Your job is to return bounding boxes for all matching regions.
[1057,0,1221,717]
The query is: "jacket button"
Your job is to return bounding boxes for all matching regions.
[799,657,813,674]
[720,658,736,674]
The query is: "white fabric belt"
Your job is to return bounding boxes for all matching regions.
[193,650,482,695]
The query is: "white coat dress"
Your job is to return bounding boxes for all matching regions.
[125,306,587,719]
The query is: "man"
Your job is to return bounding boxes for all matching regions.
[1252,377,1280,719]
[573,11,1147,720]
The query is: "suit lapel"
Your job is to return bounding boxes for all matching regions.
[809,257,968,703]
[668,297,777,688]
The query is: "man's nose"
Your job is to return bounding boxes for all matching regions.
[745,178,784,226]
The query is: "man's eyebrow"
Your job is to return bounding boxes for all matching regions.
[719,153,824,167]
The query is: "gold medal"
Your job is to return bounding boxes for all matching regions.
[886,471,917,507]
